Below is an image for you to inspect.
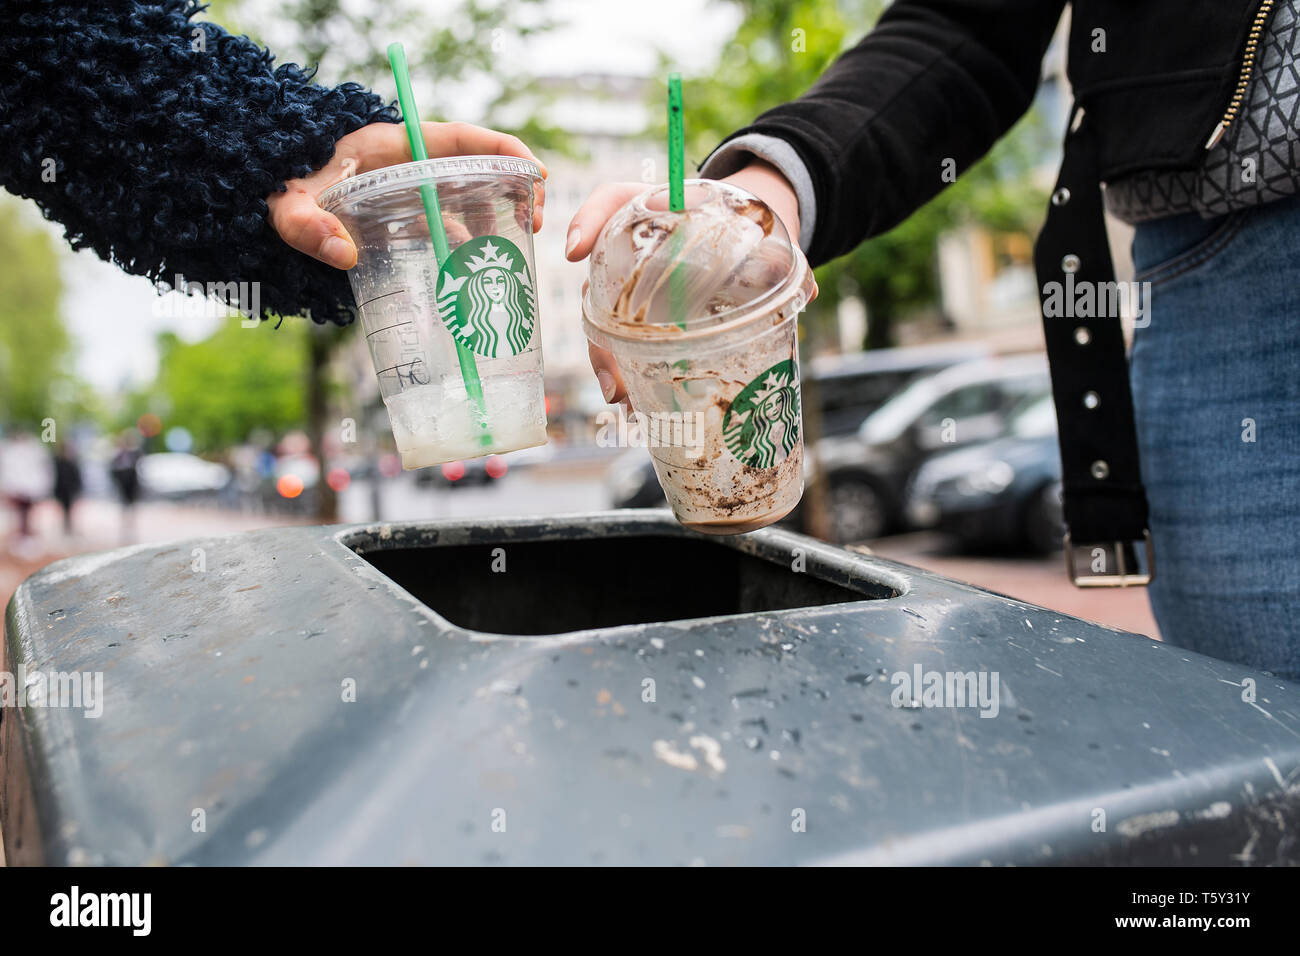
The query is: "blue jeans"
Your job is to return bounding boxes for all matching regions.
[1130,196,1300,680]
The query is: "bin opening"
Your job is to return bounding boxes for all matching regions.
[353,535,891,635]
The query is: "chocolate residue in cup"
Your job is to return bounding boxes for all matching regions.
[728,195,775,237]
[613,217,675,322]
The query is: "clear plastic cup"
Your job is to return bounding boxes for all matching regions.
[582,179,814,533]
[320,156,547,469]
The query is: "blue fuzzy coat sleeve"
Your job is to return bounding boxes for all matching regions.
[0,0,398,325]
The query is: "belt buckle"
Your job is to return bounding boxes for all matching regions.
[1064,530,1154,587]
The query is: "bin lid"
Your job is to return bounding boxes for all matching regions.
[5,512,1300,866]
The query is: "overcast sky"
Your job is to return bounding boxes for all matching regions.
[49,0,741,391]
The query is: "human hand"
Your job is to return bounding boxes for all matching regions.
[267,121,547,270]
[565,158,805,407]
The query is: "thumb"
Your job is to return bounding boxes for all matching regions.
[566,182,649,261]
[267,184,357,269]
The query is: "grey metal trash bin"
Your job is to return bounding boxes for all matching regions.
[3,510,1298,865]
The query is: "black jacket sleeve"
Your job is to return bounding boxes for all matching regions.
[709,0,1065,267]
[0,0,397,325]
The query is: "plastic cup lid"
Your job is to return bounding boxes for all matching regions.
[319,154,542,212]
[582,179,811,341]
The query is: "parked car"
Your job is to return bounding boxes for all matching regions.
[414,443,557,489]
[138,452,231,501]
[808,353,1050,543]
[905,394,1065,553]
[806,342,991,437]
[415,457,496,489]
[605,447,661,510]
[606,342,992,512]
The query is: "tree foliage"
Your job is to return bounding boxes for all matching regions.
[0,199,71,429]
[211,0,567,151]
[137,319,310,453]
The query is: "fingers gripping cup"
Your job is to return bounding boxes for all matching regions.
[321,156,547,469]
[582,179,814,533]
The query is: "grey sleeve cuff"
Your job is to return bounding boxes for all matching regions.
[699,133,817,254]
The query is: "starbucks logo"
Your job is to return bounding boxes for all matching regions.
[436,235,536,358]
[723,359,802,469]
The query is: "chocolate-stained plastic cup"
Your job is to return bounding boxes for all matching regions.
[582,179,813,533]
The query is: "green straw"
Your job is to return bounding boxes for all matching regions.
[667,75,686,331]
[668,74,688,403]
[387,42,492,448]
[668,73,685,214]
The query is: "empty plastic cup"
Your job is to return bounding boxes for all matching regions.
[321,156,547,468]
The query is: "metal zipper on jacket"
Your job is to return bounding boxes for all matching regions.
[1206,0,1277,149]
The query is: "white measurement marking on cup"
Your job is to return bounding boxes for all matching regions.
[359,285,434,389]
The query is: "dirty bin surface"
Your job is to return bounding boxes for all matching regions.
[3,511,1298,865]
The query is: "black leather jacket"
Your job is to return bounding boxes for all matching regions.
[713,0,1269,268]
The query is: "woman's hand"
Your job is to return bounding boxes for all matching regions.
[268,121,547,270]
[564,158,805,407]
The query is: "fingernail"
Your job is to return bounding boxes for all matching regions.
[321,236,355,269]
[565,225,581,258]
[597,370,616,402]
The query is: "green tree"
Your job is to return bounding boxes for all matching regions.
[276,0,564,145]
[0,199,70,429]
[142,319,309,454]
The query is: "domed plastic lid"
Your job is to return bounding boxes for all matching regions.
[319,155,542,211]
[583,179,811,341]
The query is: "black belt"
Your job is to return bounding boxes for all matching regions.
[1033,105,1154,587]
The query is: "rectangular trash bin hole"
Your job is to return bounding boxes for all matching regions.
[353,535,897,635]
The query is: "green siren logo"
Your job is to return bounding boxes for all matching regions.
[723,359,801,468]
[436,235,536,358]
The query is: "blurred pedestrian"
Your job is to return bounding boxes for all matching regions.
[0,429,54,554]
[51,442,83,537]
[109,433,143,543]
